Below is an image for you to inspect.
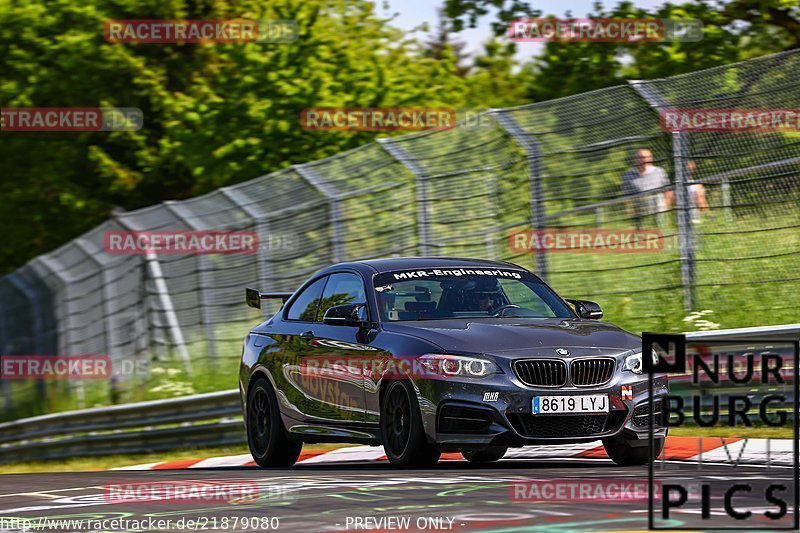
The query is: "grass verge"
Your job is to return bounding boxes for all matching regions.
[669,426,794,439]
[0,443,352,475]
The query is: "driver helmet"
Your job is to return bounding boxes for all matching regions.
[466,278,502,310]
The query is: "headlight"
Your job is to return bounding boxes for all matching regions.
[417,354,501,378]
[623,350,659,374]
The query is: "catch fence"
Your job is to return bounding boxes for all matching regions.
[1,50,797,417]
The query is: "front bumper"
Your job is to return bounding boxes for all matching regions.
[414,367,668,449]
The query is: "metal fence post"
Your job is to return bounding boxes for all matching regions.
[144,251,192,372]
[73,239,119,364]
[30,257,69,362]
[377,139,433,257]
[0,301,9,410]
[490,110,549,280]
[294,164,345,263]
[7,269,48,403]
[672,132,696,310]
[112,212,192,370]
[630,80,696,311]
[163,202,217,363]
[721,177,732,223]
[219,186,273,292]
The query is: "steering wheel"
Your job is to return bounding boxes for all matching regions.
[492,304,521,316]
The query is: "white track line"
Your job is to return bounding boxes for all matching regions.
[504,442,603,459]
[110,462,162,471]
[298,445,386,464]
[189,454,253,468]
[108,438,795,470]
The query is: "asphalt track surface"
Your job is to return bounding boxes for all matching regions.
[0,457,797,532]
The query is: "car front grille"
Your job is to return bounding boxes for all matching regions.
[632,398,664,427]
[513,360,567,387]
[571,358,615,386]
[508,411,626,438]
[514,358,617,387]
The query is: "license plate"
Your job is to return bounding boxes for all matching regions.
[532,394,608,415]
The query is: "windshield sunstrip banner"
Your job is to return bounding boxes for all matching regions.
[379,268,525,281]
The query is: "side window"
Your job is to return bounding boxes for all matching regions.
[286,276,328,321]
[316,273,367,321]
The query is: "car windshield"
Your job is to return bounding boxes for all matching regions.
[373,267,575,321]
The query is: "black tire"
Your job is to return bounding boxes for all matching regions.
[380,380,441,468]
[462,446,508,463]
[602,435,664,466]
[246,377,302,467]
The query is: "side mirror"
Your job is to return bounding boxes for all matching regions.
[323,303,368,326]
[566,299,603,320]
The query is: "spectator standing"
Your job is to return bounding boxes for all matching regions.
[622,149,673,228]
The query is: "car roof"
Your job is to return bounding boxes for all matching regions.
[333,257,527,274]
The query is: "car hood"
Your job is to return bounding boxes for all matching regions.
[381,318,640,358]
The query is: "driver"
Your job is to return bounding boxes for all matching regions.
[468,278,503,312]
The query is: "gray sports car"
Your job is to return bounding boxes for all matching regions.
[240,257,667,467]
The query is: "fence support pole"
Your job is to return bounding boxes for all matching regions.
[673,132,696,311]
[163,202,217,363]
[490,110,548,280]
[145,251,192,372]
[220,187,274,292]
[112,212,191,366]
[73,239,120,366]
[7,269,49,403]
[294,165,345,263]
[721,177,732,223]
[31,256,82,403]
[378,139,434,257]
[630,80,696,311]
[0,301,9,410]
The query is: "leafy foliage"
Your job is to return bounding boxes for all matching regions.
[1,0,797,276]
[0,0,469,274]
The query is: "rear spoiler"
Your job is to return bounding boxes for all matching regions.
[246,288,293,309]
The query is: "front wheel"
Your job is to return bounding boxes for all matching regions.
[380,380,440,468]
[602,435,664,466]
[462,446,508,463]
[246,377,303,467]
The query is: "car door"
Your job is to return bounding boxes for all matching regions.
[270,275,332,422]
[309,271,376,425]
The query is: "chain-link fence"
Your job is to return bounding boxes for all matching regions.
[1,50,798,419]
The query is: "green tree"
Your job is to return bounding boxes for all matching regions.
[463,39,528,108]
[424,8,471,77]
[0,0,466,274]
[444,0,538,34]
[521,1,798,101]
[444,0,799,100]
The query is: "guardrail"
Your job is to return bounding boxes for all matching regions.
[0,389,242,464]
[1,324,797,464]
[685,323,800,342]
